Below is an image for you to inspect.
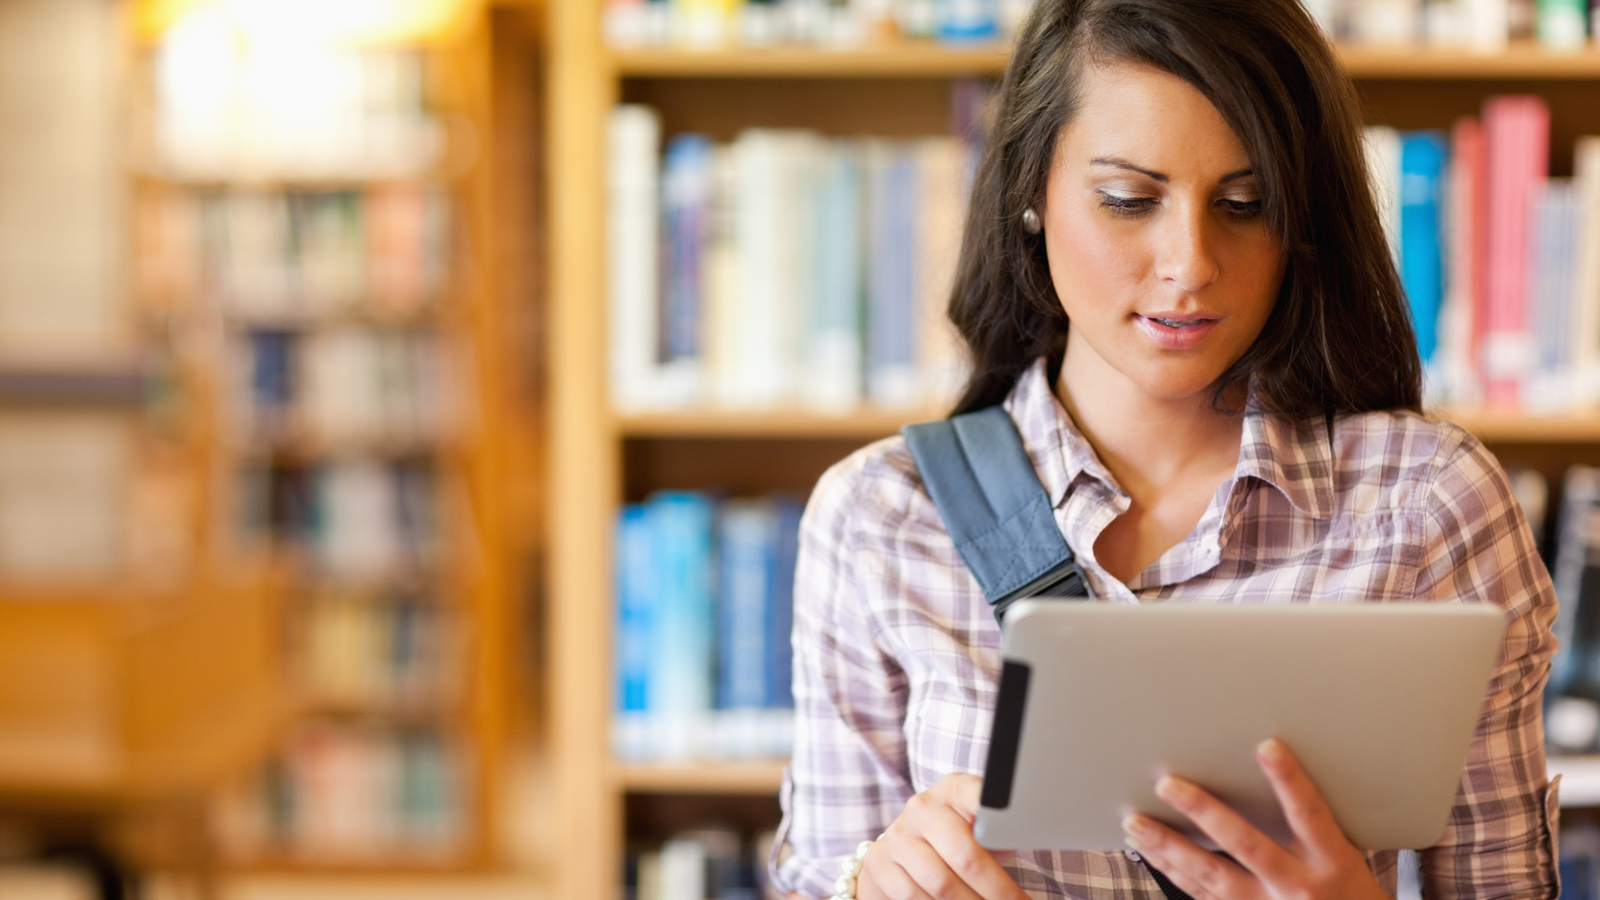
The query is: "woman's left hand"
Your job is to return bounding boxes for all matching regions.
[1120,737,1391,900]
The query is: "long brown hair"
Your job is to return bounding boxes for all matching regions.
[948,0,1422,418]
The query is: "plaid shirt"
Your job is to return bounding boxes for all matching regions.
[771,359,1559,900]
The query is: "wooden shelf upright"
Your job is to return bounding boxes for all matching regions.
[545,12,1600,895]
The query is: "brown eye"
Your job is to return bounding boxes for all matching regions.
[1219,198,1263,219]
[1099,193,1157,216]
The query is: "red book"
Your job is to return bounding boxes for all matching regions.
[1481,95,1550,407]
[1450,116,1486,402]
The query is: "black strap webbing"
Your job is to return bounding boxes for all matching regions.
[902,407,1091,622]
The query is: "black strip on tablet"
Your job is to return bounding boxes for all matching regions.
[980,660,1031,810]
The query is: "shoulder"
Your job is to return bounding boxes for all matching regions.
[1329,408,1504,513]
[804,434,932,541]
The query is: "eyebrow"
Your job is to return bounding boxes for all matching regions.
[1089,156,1254,184]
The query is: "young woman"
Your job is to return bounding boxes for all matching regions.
[766,1,1559,899]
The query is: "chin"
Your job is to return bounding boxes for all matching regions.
[1128,367,1230,404]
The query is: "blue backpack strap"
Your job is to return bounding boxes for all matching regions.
[902,406,1091,622]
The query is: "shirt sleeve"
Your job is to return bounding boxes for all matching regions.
[1412,434,1560,900]
[769,454,916,899]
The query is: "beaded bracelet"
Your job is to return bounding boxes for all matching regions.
[831,838,877,900]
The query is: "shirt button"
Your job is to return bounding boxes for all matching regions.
[1124,848,1142,862]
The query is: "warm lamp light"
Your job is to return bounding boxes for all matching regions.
[131,0,477,46]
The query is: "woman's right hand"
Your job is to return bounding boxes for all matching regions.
[855,773,1031,900]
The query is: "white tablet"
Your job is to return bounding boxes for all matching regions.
[973,601,1507,852]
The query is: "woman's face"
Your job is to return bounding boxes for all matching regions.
[1043,60,1284,403]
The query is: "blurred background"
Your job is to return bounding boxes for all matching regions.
[9,0,1600,898]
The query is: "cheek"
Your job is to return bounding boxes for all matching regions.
[1044,208,1147,316]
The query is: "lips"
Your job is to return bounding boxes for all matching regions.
[1135,313,1221,350]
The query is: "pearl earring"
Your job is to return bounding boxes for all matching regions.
[1021,207,1042,234]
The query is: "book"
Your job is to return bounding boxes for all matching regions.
[614,503,657,762]
[1364,126,1402,263]
[608,105,664,412]
[1400,131,1447,366]
[1573,137,1600,405]
[647,491,718,761]
[1526,179,1581,410]
[1549,465,1600,746]
[1480,95,1550,407]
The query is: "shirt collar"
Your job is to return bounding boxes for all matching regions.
[1001,358,1335,521]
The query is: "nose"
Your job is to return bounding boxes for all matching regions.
[1156,203,1221,292]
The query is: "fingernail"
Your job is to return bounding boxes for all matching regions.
[1156,775,1194,807]
[1122,814,1153,839]
[1257,737,1285,767]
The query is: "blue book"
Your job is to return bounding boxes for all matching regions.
[647,491,717,760]
[1399,132,1446,364]
[1531,180,1579,387]
[936,0,998,42]
[250,329,295,435]
[661,134,713,365]
[866,143,919,407]
[718,499,775,710]
[768,496,802,709]
[614,504,656,760]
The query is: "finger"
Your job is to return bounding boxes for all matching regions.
[1123,814,1257,900]
[901,790,1028,900]
[1153,775,1295,884]
[887,832,987,900]
[917,803,1030,899]
[1256,738,1348,851]
[857,855,937,900]
[928,773,985,823]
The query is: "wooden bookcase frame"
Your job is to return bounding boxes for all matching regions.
[546,7,1600,895]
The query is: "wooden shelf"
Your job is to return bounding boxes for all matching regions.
[615,407,941,439]
[610,39,1600,80]
[1435,408,1600,443]
[612,42,1011,77]
[615,760,787,795]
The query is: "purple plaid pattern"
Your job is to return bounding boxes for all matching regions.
[770,359,1559,900]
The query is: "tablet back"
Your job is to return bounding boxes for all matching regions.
[973,602,1507,851]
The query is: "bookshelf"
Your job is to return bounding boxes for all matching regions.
[102,0,542,879]
[547,8,1600,898]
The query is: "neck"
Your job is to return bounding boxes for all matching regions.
[1054,332,1243,499]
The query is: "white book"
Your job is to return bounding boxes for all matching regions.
[1571,137,1600,405]
[657,837,708,900]
[0,411,128,580]
[724,129,805,408]
[916,137,971,411]
[1350,0,1420,43]
[607,105,663,412]
[1462,0,1509,49]
[300,329,383,445]
[319,460,401,579]
[800,140,865,413]
[1363,126,1403,264]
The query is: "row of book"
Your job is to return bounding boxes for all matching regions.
[1309,0,1598,48]
[154,19,442,180]
[1324,100,1600,412]
[135,186,451,323]
[615,492,800,762]
[235,327,454,448]
[603,0,1600,51]
[1562,818,1600,900]
[216,722,465,860]
[240,458,439,582]
[609,104,972,413]
[298,592,457,710]
[627,828,779,900]
[605,0,1036,48]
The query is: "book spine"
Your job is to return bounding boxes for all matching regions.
[607,105,663,411]
[916,137,970,408]
[801,140,864,412]
[717,499,775,711]
[647,491,717,761]
[1571,137,1600,404]
[614,504,656,761]
[1400,132,1447,366]
[1364,126,1403,263]
[1481,95,1551,407]
[658,133,713,407]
